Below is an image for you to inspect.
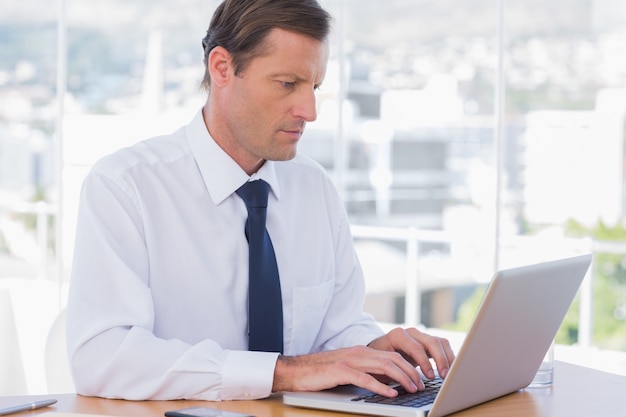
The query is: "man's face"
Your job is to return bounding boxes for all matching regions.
[218,28,329,173]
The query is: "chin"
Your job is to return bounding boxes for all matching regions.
[272,147,298,161]
[273,154,297,162]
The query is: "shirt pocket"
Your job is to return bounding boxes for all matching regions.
[289,280,335,355]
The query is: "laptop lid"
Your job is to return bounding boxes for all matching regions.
[283,254,591,417]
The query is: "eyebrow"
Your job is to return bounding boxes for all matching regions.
[270,72,325,86]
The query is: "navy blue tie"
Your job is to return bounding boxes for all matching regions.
[236,179,284,354]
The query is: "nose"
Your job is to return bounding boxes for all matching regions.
[293,88,317,122]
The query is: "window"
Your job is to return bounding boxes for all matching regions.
[1,0,626,394]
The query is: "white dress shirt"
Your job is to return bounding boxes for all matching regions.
[66,109,384,401]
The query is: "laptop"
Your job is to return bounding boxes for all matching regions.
[283,253,592,417]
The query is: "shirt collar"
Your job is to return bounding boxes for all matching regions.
[185,109,281,205]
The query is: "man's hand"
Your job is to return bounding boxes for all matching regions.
[368,327,455,380]
[272,328,454,397]
[273,346,422,397]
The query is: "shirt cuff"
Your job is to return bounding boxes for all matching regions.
[220,350,279,400]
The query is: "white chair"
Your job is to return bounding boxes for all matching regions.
[44,308,74,393]
[0,288,28,395]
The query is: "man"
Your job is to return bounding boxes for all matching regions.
[66,0,454,401]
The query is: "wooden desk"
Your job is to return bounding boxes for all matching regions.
[2,362,625,417]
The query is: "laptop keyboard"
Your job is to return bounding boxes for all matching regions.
[351,378,443,408]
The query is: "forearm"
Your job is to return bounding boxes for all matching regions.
[70,327,221,400]
[70,326,278,400]
[272,351,358,393]
[273,354,334,392]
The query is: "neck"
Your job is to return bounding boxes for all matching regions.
[201,103,265,176]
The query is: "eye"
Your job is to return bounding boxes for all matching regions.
[280,81,296,89]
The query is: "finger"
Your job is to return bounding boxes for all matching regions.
[438,338,456,378]
[352,349,424,393]
[372,352,425,392]
[379,328,434,379]
[427,338,450,378]
[349,370,400,397]
[403,329,452,379]
[369,328,435,380]
[424,336,455,379]
[322,352,418,397]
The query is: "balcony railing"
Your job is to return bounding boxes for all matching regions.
[0,202,614,350]
[4,201,626,395]
[351,224,596,348]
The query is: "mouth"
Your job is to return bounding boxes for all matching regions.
[280,128,304,141]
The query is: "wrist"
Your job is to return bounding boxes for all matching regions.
[272,355,295,392]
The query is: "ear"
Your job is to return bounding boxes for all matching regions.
[207,46,232,88]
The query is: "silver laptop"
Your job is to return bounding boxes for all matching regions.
[283,254,592,417]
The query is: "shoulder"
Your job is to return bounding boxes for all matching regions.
[89,126,188,181]
[274,153,342,203]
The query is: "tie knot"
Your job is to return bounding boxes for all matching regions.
[236,179,270,209]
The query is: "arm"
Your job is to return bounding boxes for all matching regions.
[270,331,454,397]
[268,183,454,397]
[66,171,277,400]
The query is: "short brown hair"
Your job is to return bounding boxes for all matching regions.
[200,0,332,91]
